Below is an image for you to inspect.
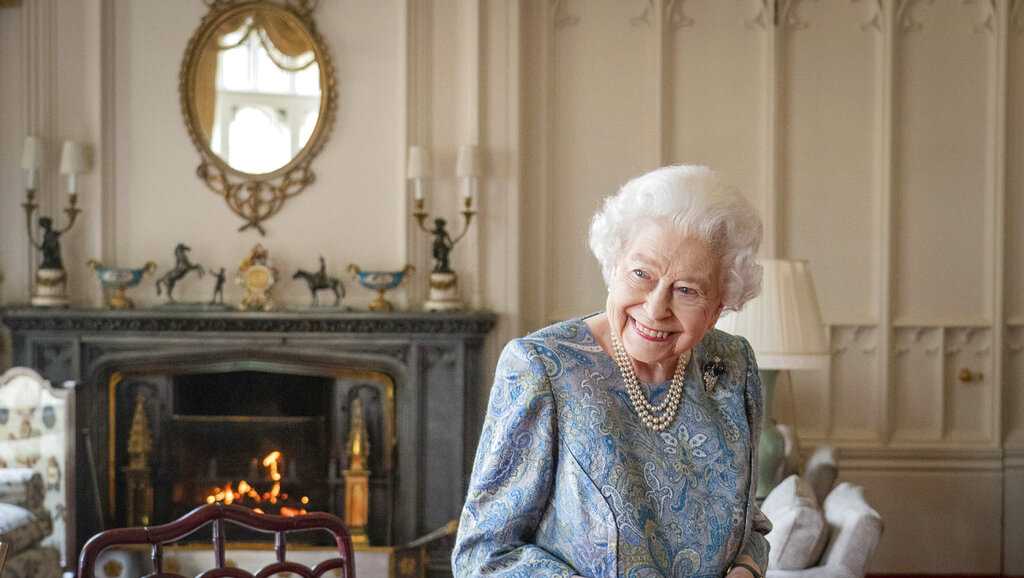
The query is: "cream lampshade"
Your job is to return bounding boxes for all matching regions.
[407,145,431,202]
[716,258,829,499]
[456,144,481,200]
[716,259,829,369]
[59,141,88,195]
[455,144,481,178]
[406,145,431,180]
[21,136,43,190]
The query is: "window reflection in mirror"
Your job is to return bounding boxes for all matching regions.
[201,12,322,175]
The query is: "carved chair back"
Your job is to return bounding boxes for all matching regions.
[77,503,355,578]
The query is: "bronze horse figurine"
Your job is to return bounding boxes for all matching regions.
[155,243,204,303]
[294,256,344,307]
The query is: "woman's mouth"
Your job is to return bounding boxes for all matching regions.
[630,317,672,342]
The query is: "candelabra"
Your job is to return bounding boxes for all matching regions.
[408,145,480,311]
[22,138,88,307]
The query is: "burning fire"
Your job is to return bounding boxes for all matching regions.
[204,450,310,517]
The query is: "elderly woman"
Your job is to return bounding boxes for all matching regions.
[453,165,771,578]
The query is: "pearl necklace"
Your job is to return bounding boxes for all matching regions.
[609,330,690,432]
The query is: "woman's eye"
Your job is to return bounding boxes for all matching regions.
[676,286,699,297]
[632,269,649,280]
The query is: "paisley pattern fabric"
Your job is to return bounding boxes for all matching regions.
[453,317,771,578]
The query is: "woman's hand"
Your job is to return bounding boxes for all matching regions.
[726,556,764,578]
[726,566,757,578]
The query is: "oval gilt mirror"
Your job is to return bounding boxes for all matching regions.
[180,0,336,234]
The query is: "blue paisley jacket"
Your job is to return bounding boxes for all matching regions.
[452,317,772,578]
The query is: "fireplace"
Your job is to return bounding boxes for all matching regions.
[0,308,495,573]
[110,363,398,546]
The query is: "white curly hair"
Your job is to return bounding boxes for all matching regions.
[588,165,763,312]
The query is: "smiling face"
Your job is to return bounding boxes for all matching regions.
[606,221,725,378]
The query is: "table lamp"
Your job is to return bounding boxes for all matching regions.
[716,258,829,499]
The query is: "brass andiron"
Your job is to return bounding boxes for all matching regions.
[344,397,371,545]
[124,392,154,526]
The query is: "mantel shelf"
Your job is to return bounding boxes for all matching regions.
[0,307,496,335]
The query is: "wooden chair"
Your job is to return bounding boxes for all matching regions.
[77,503,355,578]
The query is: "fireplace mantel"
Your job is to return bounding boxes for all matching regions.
[1,307,496,572]
[0,307,496,335]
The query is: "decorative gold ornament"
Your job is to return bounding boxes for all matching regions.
[124,392,154,525]
[236,244,278,311]
[344,397,371,545]
[87,260,158,309]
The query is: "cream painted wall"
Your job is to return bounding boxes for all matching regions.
[520,0,1023,574]
[1,0,1023,574]
[110,0,406,308]
[0,5,25,308]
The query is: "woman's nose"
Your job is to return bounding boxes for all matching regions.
[643,283,671,318]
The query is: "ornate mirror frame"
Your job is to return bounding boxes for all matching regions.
[179,0,337,235]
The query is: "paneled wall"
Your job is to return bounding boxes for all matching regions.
[2,0,1023,573]
[523,0,1022,573]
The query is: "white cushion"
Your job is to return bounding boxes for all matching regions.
[761,474,828,570]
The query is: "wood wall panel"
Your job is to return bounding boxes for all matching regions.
[667,1,762,210]
[1008,17,1024,323]
[1006,451,1024,575]
[893,327,943,441]
[0,7,25,306]
[843,467,1003,573]
[892,3,993,324]
[830,325,882,441]
[780,3,880,324]
[546,0,654,321]
[944,327,993,442]
[1008,327,1024,444]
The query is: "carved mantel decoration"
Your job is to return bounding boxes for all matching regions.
[179,0,337,234]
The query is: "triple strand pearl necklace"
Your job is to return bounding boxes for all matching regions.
[609,330,691,432]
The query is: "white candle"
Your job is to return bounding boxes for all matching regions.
[462,177,475,200]
[413,178,425,201]
[25,169,38,191]
[67,173,78,195]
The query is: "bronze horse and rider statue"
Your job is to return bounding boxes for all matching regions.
[155,243,204,303]
[293,256,344,307]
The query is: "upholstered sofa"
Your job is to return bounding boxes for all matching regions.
[0,367,71,578]
[0,469,60,577]
[763,444,884,578]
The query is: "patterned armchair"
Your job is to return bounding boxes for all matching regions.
[0,368,72,578]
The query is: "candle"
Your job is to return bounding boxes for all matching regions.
[414,178,424,201]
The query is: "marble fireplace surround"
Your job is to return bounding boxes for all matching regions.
[0,308,496,566]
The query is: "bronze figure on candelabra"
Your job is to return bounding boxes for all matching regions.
[23,189,82,307]
[412,196,474,311]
